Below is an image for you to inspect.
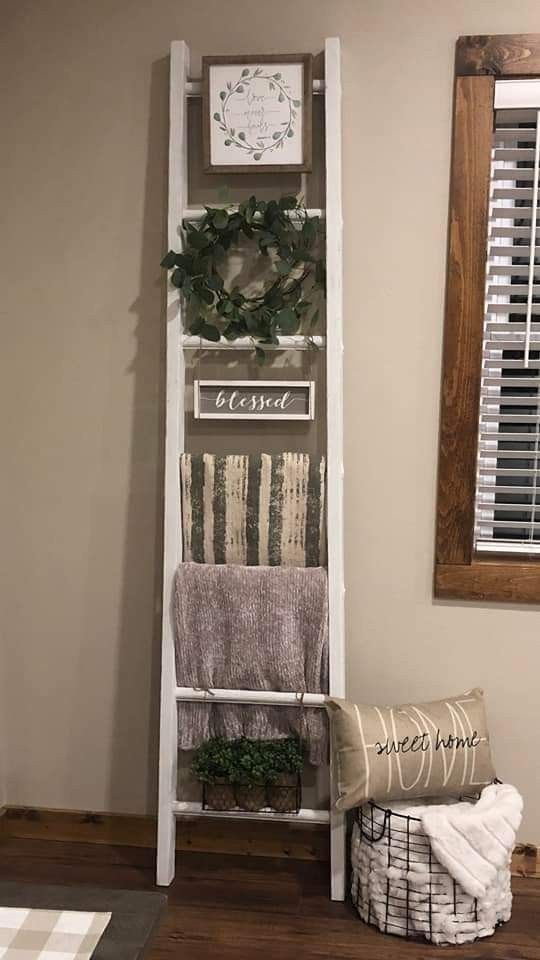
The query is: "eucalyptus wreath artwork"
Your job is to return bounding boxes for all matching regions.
[160,195,325,362]
[213,67,301,163]
[202,54,312,172]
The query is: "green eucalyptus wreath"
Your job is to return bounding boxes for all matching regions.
[160,194,325,362]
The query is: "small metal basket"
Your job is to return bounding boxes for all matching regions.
[202,775,301,814]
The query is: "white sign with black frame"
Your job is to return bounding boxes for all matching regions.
[194,380,315,421]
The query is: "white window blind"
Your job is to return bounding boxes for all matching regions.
[474,81,540,556]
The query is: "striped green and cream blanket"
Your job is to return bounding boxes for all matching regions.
[180,453,326,566]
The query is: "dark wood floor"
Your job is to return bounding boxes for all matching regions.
[0,836,539,959]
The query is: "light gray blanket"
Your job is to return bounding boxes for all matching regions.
[174,563,328,765]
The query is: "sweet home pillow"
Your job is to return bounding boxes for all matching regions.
[326,688,495,811]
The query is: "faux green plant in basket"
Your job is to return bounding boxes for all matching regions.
[191,737,238,811]
[240,737,303,812]
[192,737,304,813]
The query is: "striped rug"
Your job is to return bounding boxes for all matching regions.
[180,453,326,566]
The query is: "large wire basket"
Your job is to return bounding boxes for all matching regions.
[351,799,512,945]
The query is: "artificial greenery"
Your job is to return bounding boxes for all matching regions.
[192,737,304,788]
[160,195,325,362]
[190,738,237,785]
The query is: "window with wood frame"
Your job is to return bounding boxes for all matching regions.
[435,34,540,603]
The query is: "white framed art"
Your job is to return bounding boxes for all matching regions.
[202,54,313,173]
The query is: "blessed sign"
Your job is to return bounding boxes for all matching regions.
[194,380,314,421]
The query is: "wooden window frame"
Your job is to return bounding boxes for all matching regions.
[435,35,540,603]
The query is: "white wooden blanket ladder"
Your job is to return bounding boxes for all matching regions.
[157,38,345,900]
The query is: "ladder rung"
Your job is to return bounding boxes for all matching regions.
[175,686,327,706]
[181,335,325,351]
[173,801,330,824]
[186,79,325,97]
[182,207,325,221]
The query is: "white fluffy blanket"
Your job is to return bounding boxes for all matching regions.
[351,784,523,945]
[422,783,522,899]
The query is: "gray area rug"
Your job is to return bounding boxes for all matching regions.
[0,884,166,960]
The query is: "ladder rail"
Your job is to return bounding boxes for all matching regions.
[325,37,346,903]
[181,335,325,351]
[156,40,189,888]
[185,78,326,97]
[183,206,325,221]
[173,801,329,824]
[176,687,327,706]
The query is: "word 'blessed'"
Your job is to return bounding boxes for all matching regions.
[215,389,295,412]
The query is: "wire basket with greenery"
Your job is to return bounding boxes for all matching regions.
[191,737,304,813]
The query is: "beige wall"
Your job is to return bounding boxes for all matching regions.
[2,0,539,838]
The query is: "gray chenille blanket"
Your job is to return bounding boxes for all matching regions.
[174,563,329,765]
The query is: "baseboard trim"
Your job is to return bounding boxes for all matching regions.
[1,805,537,874]
[1,806,329,862]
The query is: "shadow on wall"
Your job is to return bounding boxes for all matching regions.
[104,53,326,815]
[108,56,169,814]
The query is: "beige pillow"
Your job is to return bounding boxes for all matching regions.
[326,688,495,811]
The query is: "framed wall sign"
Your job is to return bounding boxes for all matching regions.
[202,53,313,174]
[194,380,315,421]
